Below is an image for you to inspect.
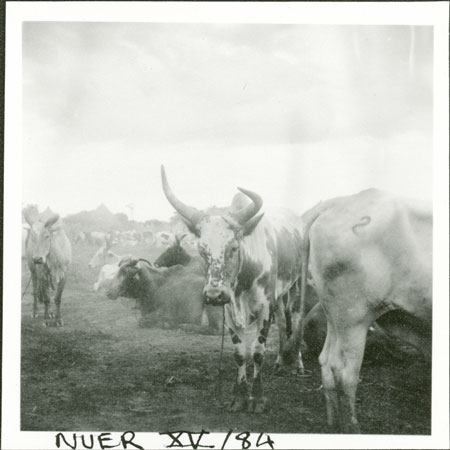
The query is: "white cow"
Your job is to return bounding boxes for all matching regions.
[88,243,129,269]
[299,189,432,433]
[93,264,121,292]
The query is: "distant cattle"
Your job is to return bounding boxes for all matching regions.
[119,230,141,247]
[106,259,220,333]
[298,189,432,433]
[142,230,155,245]
[74,231,86,244]
[90,231,107,246]
[161,166,305,412]
[23,209,72,326]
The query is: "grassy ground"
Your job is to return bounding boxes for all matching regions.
[21,242,431,434]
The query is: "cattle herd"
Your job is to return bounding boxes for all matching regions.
[22,165,432,434]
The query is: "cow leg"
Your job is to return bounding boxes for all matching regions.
[228,327,248,412]
[290,281,307,374]
[30,271,39,318]
[277,284,306,374]
[320,320,370,433]
[274,296,288,372]
[318,322,339,431]
[41,285,52,327]
[53,278,66,327]
[249,305,271,413]
[335,323,369,433]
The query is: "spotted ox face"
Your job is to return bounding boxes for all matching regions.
[196,217,242,305]
[161,165,264,306]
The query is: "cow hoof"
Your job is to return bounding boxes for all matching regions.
[273,364,289,376]
[55,319,64,327]
[228,398,247,412]
[342,422,361,434]
[297,368,312,378]
[248,397,267,413]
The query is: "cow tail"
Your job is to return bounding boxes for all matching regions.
[297,207,324,352]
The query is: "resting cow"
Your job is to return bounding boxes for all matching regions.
[93,264,120,293]
[154,234,191,267]
[154,234,206,277]
[299,188,432,433]
[161,166,304,413]
[24,209,72,326]
[106,259,220,333]
[88,239,128,269]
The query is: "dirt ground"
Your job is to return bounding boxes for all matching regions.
[21,242,431,434]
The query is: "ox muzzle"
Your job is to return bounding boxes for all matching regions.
[203,284,231,306]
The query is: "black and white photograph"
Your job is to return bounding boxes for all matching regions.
[2,2,449,449]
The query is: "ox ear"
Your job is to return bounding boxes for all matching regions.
[23,210,37,227]
[241,213,264,236]
[175,233,187,246]
[180,217,200,238]
[45,214,61,231]
[118,257,133,267]
[45,214,59,227]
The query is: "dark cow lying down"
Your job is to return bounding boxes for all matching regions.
[106,258,221,334]
[302,301,425,361]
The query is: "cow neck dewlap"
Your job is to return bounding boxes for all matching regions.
[225,297,257,336]
[46,231,71,285]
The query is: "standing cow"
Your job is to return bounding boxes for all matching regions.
[161,166,304,412]
[298,189,432,433]
[24,210,72,326]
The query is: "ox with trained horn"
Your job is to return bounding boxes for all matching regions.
[161,165,305,413]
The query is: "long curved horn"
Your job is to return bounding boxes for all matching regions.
[161,165,204,226]
[231,187,263,225]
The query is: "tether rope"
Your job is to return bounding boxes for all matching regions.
[21,276,32,301]
[215,305,226,402]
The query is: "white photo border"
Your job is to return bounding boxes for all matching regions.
[3,2,449,449]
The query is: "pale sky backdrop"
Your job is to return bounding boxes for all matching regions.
[23,23,433,222]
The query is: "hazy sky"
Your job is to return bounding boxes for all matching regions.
[23,23,433,221]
